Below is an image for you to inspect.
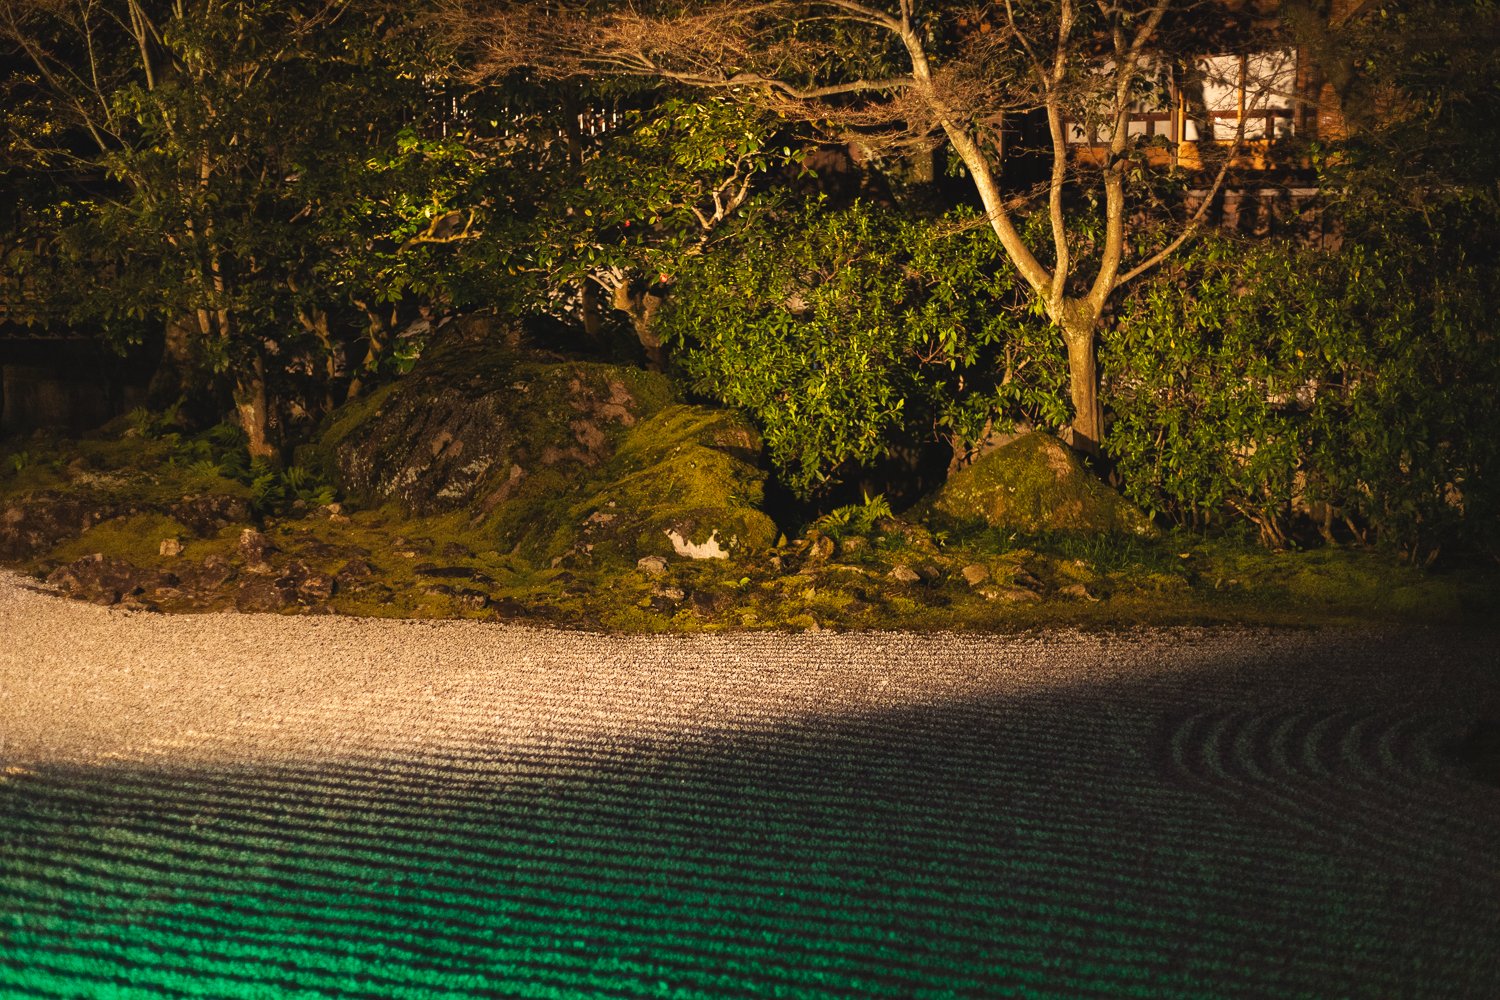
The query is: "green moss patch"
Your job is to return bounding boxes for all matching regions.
[927,432,1154,536]
[533,405,778,566]
[43,513,223,569]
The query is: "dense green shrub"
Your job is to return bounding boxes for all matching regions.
[1104,232,1500,558]
[658,201,1066,497]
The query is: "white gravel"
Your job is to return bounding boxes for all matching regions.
[2,568,1495,774]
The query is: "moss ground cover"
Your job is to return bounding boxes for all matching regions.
[3,413,1496,631]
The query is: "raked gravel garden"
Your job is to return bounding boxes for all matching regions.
[2,570,1498,998]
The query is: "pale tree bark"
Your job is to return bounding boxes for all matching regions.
[1059,300,1105,451]
[606,278,669,371]
[580,281,607,345]
[186,143,275,461]
[233,354,274,462]
[348,298,396,403]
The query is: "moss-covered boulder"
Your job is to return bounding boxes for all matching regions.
[318,342,675,515]
[312,341,776,568]
[533,405,778,565]
[927,432,1154,536]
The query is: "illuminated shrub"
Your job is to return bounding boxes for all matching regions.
[1105,233,1499,557]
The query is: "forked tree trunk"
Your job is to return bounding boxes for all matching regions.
[934,109,1110,457]
[610,282,669,371]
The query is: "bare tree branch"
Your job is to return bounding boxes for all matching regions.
[1114,115,1249,289]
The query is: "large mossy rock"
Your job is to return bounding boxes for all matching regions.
[319,343,675,515]
[315,342,776,565]
[928,432,1154,536]
[534,405,779,565]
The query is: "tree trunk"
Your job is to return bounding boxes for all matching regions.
[580,280,606,345]
[147,314,197,408]
[346,300,390,403]
[939,107,1107,457]
[561,96,611,350]
[1059,303,1105,457]
[610,281,668,371]
[234,354,274,461]
[636,322,665,372]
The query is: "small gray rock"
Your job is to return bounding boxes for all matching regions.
[46,553,155,606]
[234,576,295,613]
[297,573,337,603]
[337,557,375,580]
[637,555,669,577]
[453,589,489,611]
[888,564,921,584]
[1060,582,1099,602]
[238,528,276,565]
[184,554,235,593]
[981,585,1043,604]
[170,495,253,538]
[806,532,836,562]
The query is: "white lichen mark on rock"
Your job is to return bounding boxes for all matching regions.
[664,528,734,560]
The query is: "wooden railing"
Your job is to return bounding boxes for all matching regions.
[1067,107,1300,174]
[1067,108,1296,147]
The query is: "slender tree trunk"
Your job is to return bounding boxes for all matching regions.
[147,314,196,407]
[580,281,605,344]
[636,321,665,371]
[234,353,274,461]
[561,96,611,349]
[1058,300,1105,456]
[297,305,338,414]
[347,300,390,403]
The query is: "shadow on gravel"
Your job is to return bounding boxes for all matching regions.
[3,646,1499,999]
[1451,718,1500,788]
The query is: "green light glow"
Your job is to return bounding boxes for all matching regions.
[2,697,1497,998]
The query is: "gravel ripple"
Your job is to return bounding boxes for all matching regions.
[2,570,1499,998]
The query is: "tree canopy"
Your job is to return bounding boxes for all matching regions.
[453,0,1270,453]
[1,0,1496,555]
